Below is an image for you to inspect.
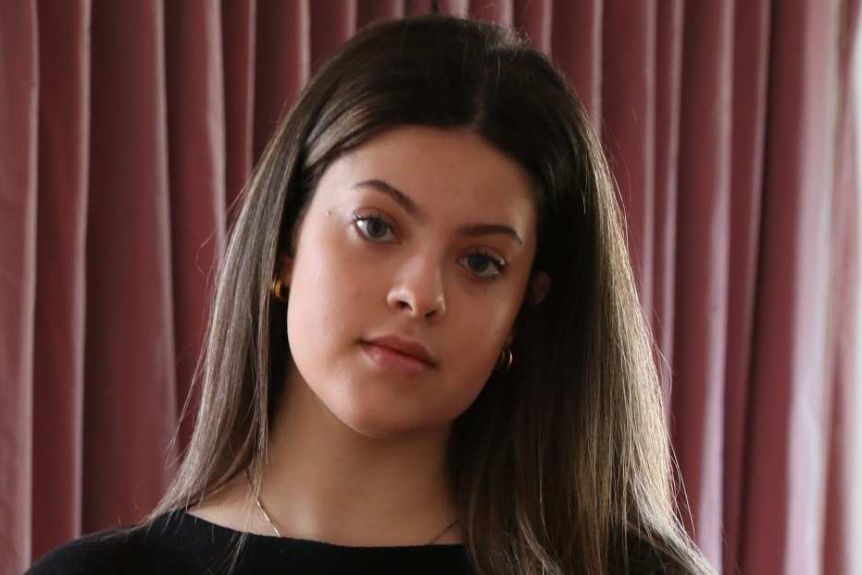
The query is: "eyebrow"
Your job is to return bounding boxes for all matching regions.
[351,179,524,246]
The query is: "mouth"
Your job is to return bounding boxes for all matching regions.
[359,341,437,375]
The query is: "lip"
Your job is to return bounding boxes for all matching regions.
[360,335,438,373]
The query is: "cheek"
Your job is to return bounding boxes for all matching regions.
[439,308,514,405]
[284,228,366,369]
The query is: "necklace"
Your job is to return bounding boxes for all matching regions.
[245,469,459,545]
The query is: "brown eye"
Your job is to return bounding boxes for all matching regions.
[353,214,396,242]
[460,251,506,279]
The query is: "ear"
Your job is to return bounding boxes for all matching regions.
[527,271,551,308]
[504,331,516,347]
[277,205,310,286]
[276,253,294,285]
[506,272,551,345]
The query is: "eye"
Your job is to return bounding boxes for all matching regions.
[459,250,507,280]
[352,213,397,243]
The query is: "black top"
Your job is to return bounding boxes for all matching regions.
[25,509,474,575]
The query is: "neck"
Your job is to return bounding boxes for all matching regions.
[257,360,461,546]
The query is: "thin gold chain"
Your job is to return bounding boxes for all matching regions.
[245,468,458,544]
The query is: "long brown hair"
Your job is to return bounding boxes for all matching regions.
[135,14,714,575]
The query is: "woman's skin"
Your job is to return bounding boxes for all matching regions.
[189,126,550,546]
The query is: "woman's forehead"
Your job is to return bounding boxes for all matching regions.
[316,125,538,230]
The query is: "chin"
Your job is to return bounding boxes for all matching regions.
[328,397,454,440]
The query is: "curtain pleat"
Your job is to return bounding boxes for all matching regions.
[222,0,257,212]
[551,0,602,123]
[0,2,38,573]
[602,0,657,316]
[651,0,683,412]
[742,0,842,572]
[164,0,227,449]
[823,4,861,572]
[405,0,433,18]
[671,0,735,568]
[310,0,357,74]
[2,1,859,573]
[514,0,551,55]
[440,0,468,18]
[31,0,91,561]
[723,0,771,572]
[357,0,404,27]
[254,0,310,161]
[470,0,512,25]
[823,99,858,575]
[83,0,178,533]
[221,0,257,213]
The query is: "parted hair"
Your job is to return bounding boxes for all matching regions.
[134,14,714,575]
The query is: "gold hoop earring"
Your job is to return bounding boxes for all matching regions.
[496,346,513,373]
[271,277,288,303]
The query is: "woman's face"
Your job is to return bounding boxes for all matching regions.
[280,125,547,438]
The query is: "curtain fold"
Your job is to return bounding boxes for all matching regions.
[31,0,91,561]
[722,0,770,572]
[1,1,859,573]
[222,0,256,212]
[742,0,843,572]
[0,1,38,571]
[671,1,735,568]
[254,0,310,161]
[82,0,178,535]
[651,0,683,412]
[514,0,552,54]
[823,4,862,571]
[602,0,656,313]
[551,0,602,122]
[823,97,858,575]
[163,0,227,447]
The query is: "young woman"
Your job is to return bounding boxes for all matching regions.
[29,14,715,575]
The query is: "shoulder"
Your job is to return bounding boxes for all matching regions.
[25,528,142,575]
[25,511,205,575]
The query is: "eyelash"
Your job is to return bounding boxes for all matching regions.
[351,212,508,280]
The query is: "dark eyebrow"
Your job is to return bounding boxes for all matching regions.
[352,178,524,246]
[354,179,424,218]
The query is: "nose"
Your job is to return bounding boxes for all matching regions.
[386,254,447,319]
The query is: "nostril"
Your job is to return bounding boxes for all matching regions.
[387,285,445,318]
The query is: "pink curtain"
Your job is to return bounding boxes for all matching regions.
[1,1,858,573]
